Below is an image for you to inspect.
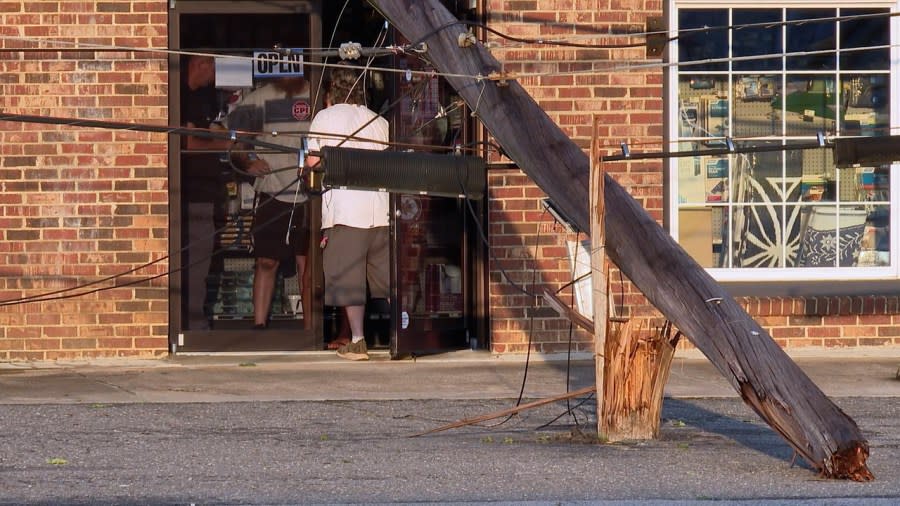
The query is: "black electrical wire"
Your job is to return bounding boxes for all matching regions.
[479,206,549,430]
[0,137,309,306]
[0,134,311,307]
[0,110,840,167]
[670,10,900,44]
[374,14,652,50]
[0,193,301,307]
[0,150,313,307]
[602,139,830,163]
[459,181,538,299]
[0,112,396,154]
[0,191,271,306]
[563,230,584,427]
[0,255,168,306]
[0,61,434,307]
[451,156,598,431]
[388,10,900,54]
[534,392,595,431]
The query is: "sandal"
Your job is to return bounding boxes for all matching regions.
[326,337,350,350]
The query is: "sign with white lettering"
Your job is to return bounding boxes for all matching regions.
[252,50,304,79]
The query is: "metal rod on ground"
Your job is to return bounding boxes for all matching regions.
[410,386,596,438]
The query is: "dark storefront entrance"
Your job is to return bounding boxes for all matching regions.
[168,0,486,356]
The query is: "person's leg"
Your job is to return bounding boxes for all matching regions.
[322,226,368,307]
[336,302,369,360]
[253,256,279,328]
[252,195,296,329]
[288,201,310,328]
[345,304,366,339]
[366,226,390,300]
[365,226,391,346]
[326,307,351,350]
[186,201,215,330]
[324,227,370,360]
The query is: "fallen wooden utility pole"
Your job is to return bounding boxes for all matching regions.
[370,0,873,480]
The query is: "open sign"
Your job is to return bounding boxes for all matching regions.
[253,50,304,79]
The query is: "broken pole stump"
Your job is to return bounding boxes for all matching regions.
[542,289,681,442]
[371,0,873,480]
[603,320,681,441]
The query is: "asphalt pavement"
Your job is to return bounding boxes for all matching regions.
[1,348,899,505]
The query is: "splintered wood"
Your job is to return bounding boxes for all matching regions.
[603,320,681,441]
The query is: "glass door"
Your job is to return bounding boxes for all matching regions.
[392,195,478,356]
[387,52,485,357]
[170,1,323,352]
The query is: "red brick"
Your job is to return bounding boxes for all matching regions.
[858,338,893,346]
[878,326,900,337]
[807,326,841,338]
[25,337,62,350]
[771,326,805,338]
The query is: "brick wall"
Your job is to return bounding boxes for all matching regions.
[0,1,170,360]
[484,0,662,354]
[740,296,900,348]
[1,0,897,362]
[484,0,900,354]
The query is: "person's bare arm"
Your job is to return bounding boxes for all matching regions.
[184,121,232,151]
[304,153,320,170]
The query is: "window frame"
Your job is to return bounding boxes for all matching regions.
[666,0,900,283]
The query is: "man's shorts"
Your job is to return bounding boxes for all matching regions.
[251,193,310,260]
[322,225,389,307]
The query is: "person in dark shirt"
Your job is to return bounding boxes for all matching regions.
[181,55,230,330]
[227,78,311,330]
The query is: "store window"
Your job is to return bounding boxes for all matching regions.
[668,3,897,282]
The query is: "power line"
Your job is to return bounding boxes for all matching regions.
[2,37,893,165]
[602,138,829,163]
[0,201,299,307]
[0,112,391,153]
[0,35,479,82]
[0,90,891,300]
[0,9,896,81]
[0,70,442,307]
[477,10,900,45]
[404,19,647,50]
[671,9,900,42]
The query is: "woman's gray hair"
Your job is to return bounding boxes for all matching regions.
[328,65,366,106]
